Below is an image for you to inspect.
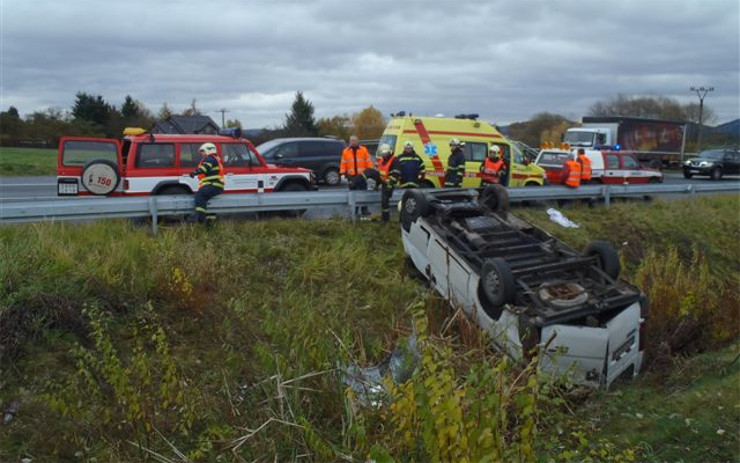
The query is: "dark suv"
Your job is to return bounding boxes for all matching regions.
[257,137,346,185]
[683,148,740,180]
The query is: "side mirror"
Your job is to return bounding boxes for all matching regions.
[275,153,284,160]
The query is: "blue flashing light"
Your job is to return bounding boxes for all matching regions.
[219,127,242,138]
[614,144,621,151]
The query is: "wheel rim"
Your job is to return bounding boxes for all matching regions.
[484,270,501,296]
[325,170,339,185]
[404,197,417,214]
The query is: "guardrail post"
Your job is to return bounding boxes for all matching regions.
[604,186,611,208]
[687,184,696,199]
[348,191,357,222]
[148,196,158,235]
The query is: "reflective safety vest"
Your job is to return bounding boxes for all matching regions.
[196,154,224,189]
[564,159,581,188]
[340,145,373,177]
[579,154,592,182]
[481,157,504,184]
[377,155,400,186]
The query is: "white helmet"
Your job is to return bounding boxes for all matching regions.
[403,140,414,149]
[489,145,501,154]
[449,138,461,147]
[199,142,217,156]
[378,143,392,156]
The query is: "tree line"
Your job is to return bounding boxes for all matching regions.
[1,91,732,150]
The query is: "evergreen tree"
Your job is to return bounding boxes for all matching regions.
[282,91,318,136]
[121,95,139,118]
[72,92,114,127]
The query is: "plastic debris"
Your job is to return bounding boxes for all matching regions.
[547,208,580,228]
[342,333,420,407]
[3,400,19,425]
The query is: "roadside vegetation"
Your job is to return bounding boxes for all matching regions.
[0,196,738,462]
[0,147,57,176]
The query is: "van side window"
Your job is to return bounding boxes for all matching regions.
[221,143,249,167]
[136,143,175,168]
[180,144,201,168]
[300,141,333,158]
[606,154,620,169]
[462,142,488,162]
[275,142,299,159]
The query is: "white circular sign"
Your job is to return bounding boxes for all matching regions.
[81,161,119,195]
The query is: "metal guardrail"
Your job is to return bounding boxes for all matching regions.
[1,184,738,233]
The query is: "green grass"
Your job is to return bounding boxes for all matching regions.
[0,197,738,462]
[0,146,58,176]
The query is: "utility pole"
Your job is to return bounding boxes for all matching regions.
[217,108,229,128]
[689,86,714,153]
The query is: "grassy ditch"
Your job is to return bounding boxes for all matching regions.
[0,147,58,176]
[0,195,738,462]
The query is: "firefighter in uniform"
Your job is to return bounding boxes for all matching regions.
[397,141,426,188]
[577,148,592,184]
[445,138,466,188]
[376,143,401,222]
[340,135,373,215]
[480,144,505,187]
[561,153,582,188]
[189,142,224,225]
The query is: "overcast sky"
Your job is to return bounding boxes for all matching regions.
[2,0,739,129]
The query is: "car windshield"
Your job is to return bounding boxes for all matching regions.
[537,151,570,166]
[563,131,595,147]
[255,139,284,157]
[696,150,724,160]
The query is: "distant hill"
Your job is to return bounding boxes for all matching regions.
[708,119,740,137]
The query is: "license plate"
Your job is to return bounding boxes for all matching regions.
[689,169,700,173]
[612,336,635,362]
[58,180,79,195]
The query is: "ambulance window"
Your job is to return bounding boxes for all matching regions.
[377,134,397,156]
[511,144,524,164]
[221,143,249,167]
[622,155,638,169]
[180,144,201,168]
[462,142,487,162]
[136,143,175,168]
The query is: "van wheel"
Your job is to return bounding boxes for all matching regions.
[682,171,693,179]
[481,258,515,307]
[710,167,722,181]
[81,159,120,195]
[400,189,430,232]
[584,240,620,280]
[323,168,340,186]
[479,184,509,213]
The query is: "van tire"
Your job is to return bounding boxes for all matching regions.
[584,240,620,280]
[710,167,722,181]
[479,184,509,213]
[81,159,120,195]
[400,189,430,232]
[481,258,516,307]
[323,168,340,186]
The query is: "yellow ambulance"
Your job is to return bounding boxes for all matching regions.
[377,115,547,188]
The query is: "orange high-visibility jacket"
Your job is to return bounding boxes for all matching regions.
[563,159,582,188]
[481,157,504,184]
[578,154,592,182]
[340,145,373,177]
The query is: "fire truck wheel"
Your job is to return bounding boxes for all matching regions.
[81,159,120,195]
[400,189,430,232]
[584,240,620,280]
[481,257,515,308]
[479,184,509,213]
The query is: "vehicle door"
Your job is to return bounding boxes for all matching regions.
[271,141,300,167]
[57,137,123,196]
[127,142,176,194]
[602,152,624,184]
[508,143,536,187]
[298,140,332,173]
[725,151,740,175]
[461,141,488,187]
[620,154,648,184]
[220,142,261,192]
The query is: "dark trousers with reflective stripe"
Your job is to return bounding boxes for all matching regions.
[194,184,223,222]
[381,186,394,222]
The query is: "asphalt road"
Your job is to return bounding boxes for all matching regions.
[1,172,738,204]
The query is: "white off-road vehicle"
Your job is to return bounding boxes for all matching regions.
[399,186,647,388]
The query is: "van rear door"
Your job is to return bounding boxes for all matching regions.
[57,137,122,196]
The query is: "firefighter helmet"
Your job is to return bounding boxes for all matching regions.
[199,142,217,156]
[378,143,392,156]
[449,138,461,147]
[489,145,501,154]
[403,140,414,149]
